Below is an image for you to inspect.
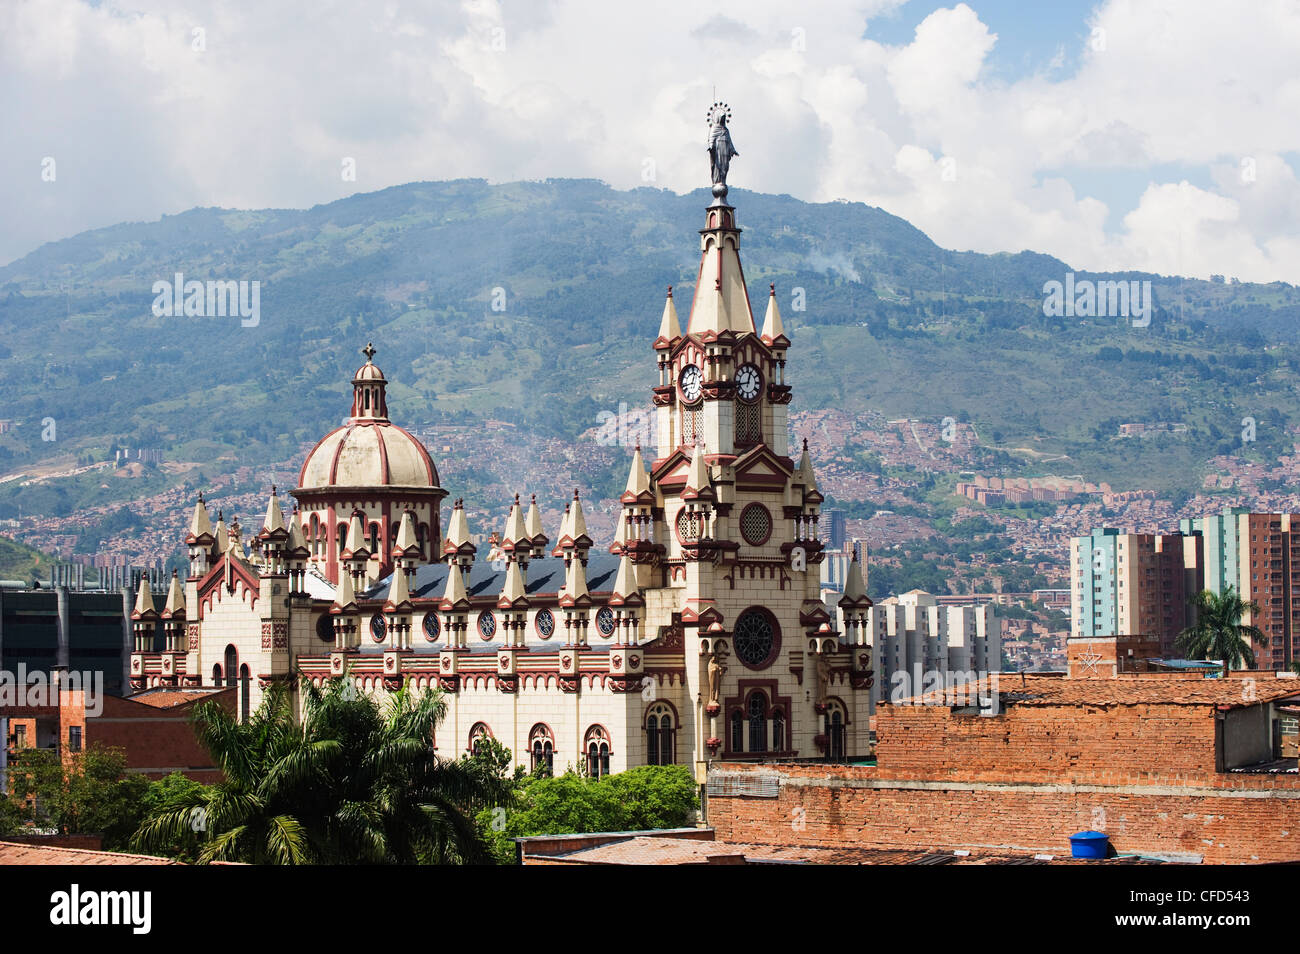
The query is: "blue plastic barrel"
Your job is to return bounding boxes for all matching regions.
[1069,831,1109,859]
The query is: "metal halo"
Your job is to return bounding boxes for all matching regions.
[706,102,733,125]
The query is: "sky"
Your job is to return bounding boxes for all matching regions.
[3,0,1300,281]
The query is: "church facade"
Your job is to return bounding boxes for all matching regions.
[128,142,875,778]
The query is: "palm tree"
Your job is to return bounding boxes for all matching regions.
[1177,586,1268,670]
[134,678,510,864]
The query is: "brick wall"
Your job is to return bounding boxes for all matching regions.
[874,701,1221,786]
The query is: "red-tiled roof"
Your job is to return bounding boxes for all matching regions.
[125,688,227,709]
[0,841,180,865]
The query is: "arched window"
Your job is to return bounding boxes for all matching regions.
[730,710,744,753]
[211,663,222,685]
[368,522,380,555]
[823,701,847,762]
[645,703,675,766]
[239,664,250,723]
[416,523,427,561]
[529,724,554,776]
[223,646,237,690]
[468,722,492,756]
[337,524,348,558]
[585,725,611,779]
[747,691,767,753]
[771,708,785,752]
[309,514,320,556]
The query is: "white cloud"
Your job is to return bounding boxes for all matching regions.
[1,0,1298,282]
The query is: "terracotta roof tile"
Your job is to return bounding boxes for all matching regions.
[0,841,180,865]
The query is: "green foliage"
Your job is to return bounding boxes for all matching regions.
[133,678,512,864]
[475,765,700,865]
[6,744,152,851]
[1177,586,1268,670]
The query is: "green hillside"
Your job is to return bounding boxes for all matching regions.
[1,178,1298,518]
[0,534,56,583]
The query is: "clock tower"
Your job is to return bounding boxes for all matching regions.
[628,104,872,771]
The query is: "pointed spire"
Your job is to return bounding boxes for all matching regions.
[287,508,310,557]
[622,445,651,501]
[609,551,641,604]
[761,283,788,344]
[502,493,528,552]
[798,438,822,500]
[839,542,871,608]
[682,443,714,499]
[440,562,469,609]
[384,564,412,612]
[162,569,185,619]
[260,485,287,538]
[497,558,528,608]
[132,574,157,620]
[342,510,369,559]
[333,564,357,610]
[611,510,629,552]
[443,498,473,557]
[186,492,213,544]
[568,489,588,542]
[559,553,590,606]
[655,286,681,344]
[392,509,419,559]
[213,511,228,555]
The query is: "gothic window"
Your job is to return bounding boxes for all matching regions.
[735,401,762,445]
[416,523,427,560]
[224,646,238,690]
[585,725,611,778]
[368,522,380,555]
[824,702,847,762]
[676,509,700,545]
[477,610,497,641]
[747,691,768,753]
[772,708,785,752]
[337,524,348,558]
[370,613,386,643]
[733,608,779,669]
[739,503,772,546]
[469,722,492,756]
[646,703,675,766]
[529,724,555,776]
[211,664,222,684]
[730,710,744,753]
[239,664,251,723]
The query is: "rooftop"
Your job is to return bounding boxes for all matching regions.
[0,840,180,865]
[893,672,1300,709]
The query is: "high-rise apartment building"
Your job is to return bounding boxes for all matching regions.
[1069,528,1194,656]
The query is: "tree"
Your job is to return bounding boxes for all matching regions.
[134,678,512,864]
[6,744,151,851]
[1177,587,1268,670]
[476,765,699,864]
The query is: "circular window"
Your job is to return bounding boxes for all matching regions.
[733,608,779,669]
[739,503,772,546]
[676,509,700,545]
[535,608,555,639]
[477,610,497,641]
[370,613,386,642]
[316,614,334,643]
[422,613,440,643]
[596,606,616,638]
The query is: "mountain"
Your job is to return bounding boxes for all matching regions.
[1,178,1298,520]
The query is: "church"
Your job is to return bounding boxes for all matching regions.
[127,111,875,778]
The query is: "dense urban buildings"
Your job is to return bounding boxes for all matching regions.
[1073,511,1300,668]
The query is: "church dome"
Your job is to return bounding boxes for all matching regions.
[295,343,441,492]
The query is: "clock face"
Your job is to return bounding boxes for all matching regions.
[679,364,703,403]
[736,363,762,402]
